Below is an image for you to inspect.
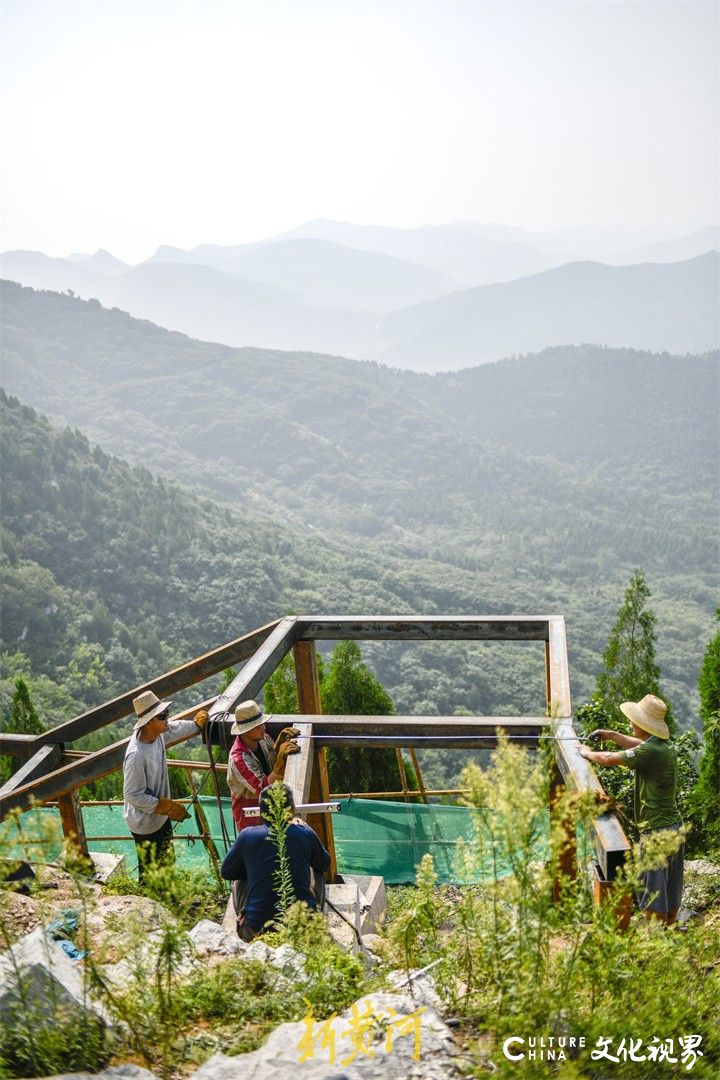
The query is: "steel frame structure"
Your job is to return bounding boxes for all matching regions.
[0,614,630,890]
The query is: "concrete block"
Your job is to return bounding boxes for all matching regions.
[221,892,237,935]
[345,873,387,933]
[325,880,362,953]
[90,851,125,884]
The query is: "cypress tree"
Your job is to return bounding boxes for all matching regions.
[5,677,44,736]
[691,609,720,846]
[1,677,45,783]
[320,642,402,794]
[264,654,300,714]
[596,569,675,733]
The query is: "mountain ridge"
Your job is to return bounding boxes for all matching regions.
[2,246,717,371]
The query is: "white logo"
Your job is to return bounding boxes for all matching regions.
[502,1037,584,1061]
[501,1035,703,1070]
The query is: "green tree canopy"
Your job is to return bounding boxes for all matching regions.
[264,654,300,715]
[5,676,44,737]
[1,676,45,782]
[320,641,401,795]
[596,569,675,734]
[692,609,720,847]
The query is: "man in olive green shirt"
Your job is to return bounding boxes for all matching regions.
[578,693,683,925]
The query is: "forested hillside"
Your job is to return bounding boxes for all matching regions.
[0,284,717,737]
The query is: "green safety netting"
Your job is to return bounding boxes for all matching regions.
[6,798,556,885]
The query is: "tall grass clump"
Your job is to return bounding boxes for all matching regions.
[383,738,720,1078]
[104,862,226,928]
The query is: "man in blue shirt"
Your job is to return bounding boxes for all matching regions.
[221,783,331,941]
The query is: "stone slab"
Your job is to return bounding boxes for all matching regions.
[222,892,238,935]
[188,918,245,957]
[0,927,113,1027]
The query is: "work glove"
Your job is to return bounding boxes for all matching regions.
[156,797,190,822]
[273,726,300,752]
[194,709,210,731]
[274,740,301,779]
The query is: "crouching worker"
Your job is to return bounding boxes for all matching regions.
[221,782,331,941]
[123,690,209,883]
[226,699,301,831]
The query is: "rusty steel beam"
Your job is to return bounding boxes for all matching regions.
[0,744,63,803]
[296,616,551,641]
[553,718,631,880]
[208,617,299,720]
[0,697,214,818]
[262,714,551,749]
[0,733,40,758]
[30,620,281,748]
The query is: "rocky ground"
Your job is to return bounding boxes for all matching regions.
[2,859,719,1080]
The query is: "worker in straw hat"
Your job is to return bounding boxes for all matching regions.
[227,700,300,831]
[578,693,684,925]
[123,690,209,882]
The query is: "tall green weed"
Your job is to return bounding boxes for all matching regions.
[383,738,720,1078]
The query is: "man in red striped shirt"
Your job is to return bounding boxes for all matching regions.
[226,700,300,831]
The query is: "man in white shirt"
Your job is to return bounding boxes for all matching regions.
[123,690,208,881]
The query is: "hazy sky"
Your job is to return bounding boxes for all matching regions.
[1,0,718,262]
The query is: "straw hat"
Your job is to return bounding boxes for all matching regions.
[132,690,172,730]
[619,694,670,739]
[230,699,270,736]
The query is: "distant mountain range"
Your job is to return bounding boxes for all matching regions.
[1,284,717,723]
[374,253,719,368]
[2,219,717,370]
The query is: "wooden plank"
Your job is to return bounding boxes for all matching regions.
[265,714,551,749]
[57,789,90,861]
[330,788,470,799]
[0,697,215,818]
[546,616,572,717]
[64,752,215,771]
[409,748,429,805]
[284,722,314,806]
[553,718,631,880]
[293,640,321,713]
[32,620,281,747]
[208,617,299,720]
[395,749,411,802]
[544,641,552,715]
[296,616,551,641]
[291,638,337,875]
[309,746,337,880]
[0,745,62,800]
